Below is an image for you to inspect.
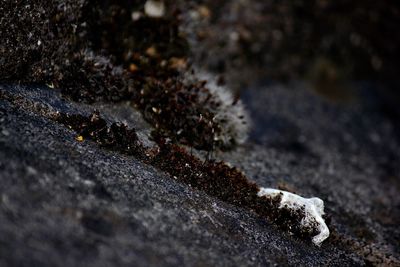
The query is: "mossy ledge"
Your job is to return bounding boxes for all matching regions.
[0,87,318,242]
[0,0,245,151]
[56,111,319,242]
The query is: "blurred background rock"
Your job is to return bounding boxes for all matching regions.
[180,0,400,118]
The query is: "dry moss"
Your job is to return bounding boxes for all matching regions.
[56,111,145,159]
[56,111,318,241]
[0,0,243,151]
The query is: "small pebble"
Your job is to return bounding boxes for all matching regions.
[144,0,165,18]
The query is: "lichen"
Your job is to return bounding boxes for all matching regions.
[258,188,330,246]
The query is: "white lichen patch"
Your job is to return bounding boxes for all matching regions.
[257,188,330,246]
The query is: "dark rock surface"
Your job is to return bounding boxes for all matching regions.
[1,83,399,266]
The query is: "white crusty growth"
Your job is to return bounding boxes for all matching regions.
[257,188,330,246]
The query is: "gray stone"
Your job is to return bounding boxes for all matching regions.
[0,83,399,266]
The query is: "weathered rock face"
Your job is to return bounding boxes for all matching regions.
[222,83,400,265]
[2,0,399,265]
[1,83,399,266]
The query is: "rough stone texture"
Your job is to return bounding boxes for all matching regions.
[0,83,399,266]
[222,82,400,265]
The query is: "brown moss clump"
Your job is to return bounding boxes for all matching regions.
[0,0,244,151]
[56,111,318,241]
[135,78,226,151]
[56,111,145,159]
[152,140,319,240]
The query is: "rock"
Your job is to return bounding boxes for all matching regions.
[0,83,399,266]
[144,1,165,18]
